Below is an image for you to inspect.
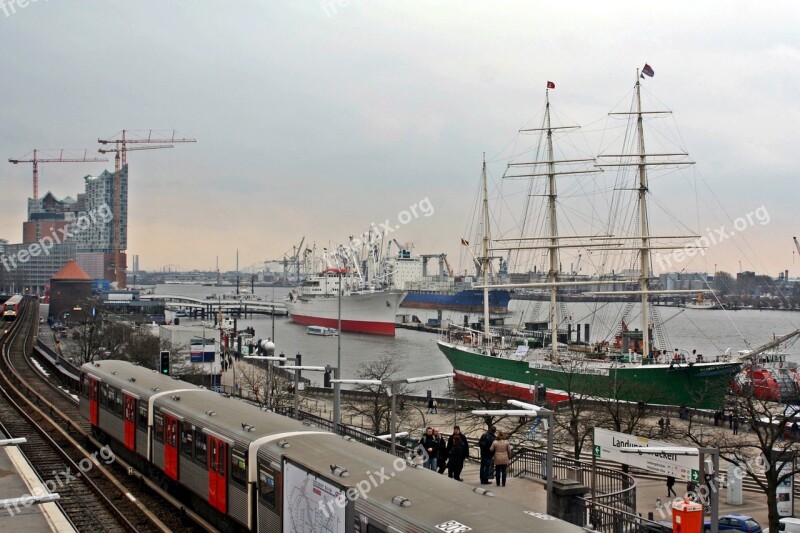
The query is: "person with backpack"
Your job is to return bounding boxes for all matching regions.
[478,425,496,484]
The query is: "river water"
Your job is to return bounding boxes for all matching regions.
[153,284,800,395]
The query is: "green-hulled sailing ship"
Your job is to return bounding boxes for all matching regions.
[437,71,741,410]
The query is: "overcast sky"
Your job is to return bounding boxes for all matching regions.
[1,1,798,276]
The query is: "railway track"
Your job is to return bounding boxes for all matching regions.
[0,299,202,532]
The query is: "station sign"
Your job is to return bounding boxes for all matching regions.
[593,428,700,481]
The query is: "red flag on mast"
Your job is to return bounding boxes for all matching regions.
[547,81,555,89]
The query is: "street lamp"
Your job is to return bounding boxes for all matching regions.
[332,372,453,456]
[472,399,555,516]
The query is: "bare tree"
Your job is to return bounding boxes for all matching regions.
[342,355,416,435]
[445,376,530,443]
[236,361,299,410]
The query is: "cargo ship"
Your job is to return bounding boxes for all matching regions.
[401,288,511,313]
[436,72,744,410]
[285,269,405,336]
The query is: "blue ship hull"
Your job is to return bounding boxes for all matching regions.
[400,289,511,313]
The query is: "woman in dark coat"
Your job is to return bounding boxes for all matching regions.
[446,431,469,481]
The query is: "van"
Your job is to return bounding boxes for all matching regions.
[780,517,800,532]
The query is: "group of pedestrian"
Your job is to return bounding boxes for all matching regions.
[427,398,438,414]
[478,426,513,487]
[417,426,469,481]
[657,417,671,435]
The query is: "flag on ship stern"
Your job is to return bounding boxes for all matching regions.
[547,81,555,89]
[642,63,655,77]
[461,238,470,246]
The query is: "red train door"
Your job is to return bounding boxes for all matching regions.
[88,378,99,426]
[123,395,136,451]
[163,413,179,481]
[208,436,227,513]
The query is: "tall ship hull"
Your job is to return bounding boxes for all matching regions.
[437,340,741,409]
[401,289,511,313]
[286,290,405,336]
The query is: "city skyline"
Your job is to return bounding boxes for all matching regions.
[1,2,798,277]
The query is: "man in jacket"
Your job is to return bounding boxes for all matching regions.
[418,427,439,471]
[478,425,496,484]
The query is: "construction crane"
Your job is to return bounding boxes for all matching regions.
[97,143,173,287]
[98,130,196,167]
[8,149,109,199]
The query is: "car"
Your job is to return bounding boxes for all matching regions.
[779,516,800,532]
[704,514,763,532]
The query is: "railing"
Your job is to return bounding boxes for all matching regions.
[581,498,670,533]
[508,446,637,512]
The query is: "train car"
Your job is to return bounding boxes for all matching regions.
[1,295,23,321]
[80,360,583,532]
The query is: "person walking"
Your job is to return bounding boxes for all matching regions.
[489,430,511,487]
[434,428,448,475]
[666,475,676,497]
[439,426,469,481]
[478,426,497,484]
[664,417,671,433]
[658,417,665,434]
[446,427,469,481]
[427,397,435,414]
[432,399,438,414]
[418,427,439,471]
[733,417,739,435]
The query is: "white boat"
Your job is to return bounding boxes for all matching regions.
[307,325,339,336]
[685,293,718,310]
[285,268,405,336]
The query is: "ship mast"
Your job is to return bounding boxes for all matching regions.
[634,71,653,358]
[545,90,560,360]
[481,154,491,344]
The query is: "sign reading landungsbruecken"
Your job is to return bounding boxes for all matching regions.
[593,428,700,482]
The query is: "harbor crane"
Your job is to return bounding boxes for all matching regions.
[98,130,196,166]
[794,236,800,257]
[8,149,109,199]
[97,143,174,288]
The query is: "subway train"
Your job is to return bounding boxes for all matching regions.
[79,360,582,532]
[2,295,23,320]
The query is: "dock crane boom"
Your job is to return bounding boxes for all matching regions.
[9,149,109,199]
[794,236,800,256]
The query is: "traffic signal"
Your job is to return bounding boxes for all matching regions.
[160,351,170,375]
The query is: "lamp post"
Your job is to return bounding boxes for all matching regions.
[333,372,453,456]
[335,271,342,435]
[472,400,555,515]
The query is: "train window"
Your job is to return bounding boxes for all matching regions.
[231,448,246,486]
[100,383,108,407]
[181,423,193,458]
[138,404,147,430]
[367,526,389,533]
[106,386,116,411]
[194,432,207,466]
[259,467,276,508]
[154,412,163,443]
[115,391,124,416]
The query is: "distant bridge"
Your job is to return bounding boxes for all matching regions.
[139,294,288,317]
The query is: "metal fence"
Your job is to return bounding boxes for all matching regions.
[581,497,671,533]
